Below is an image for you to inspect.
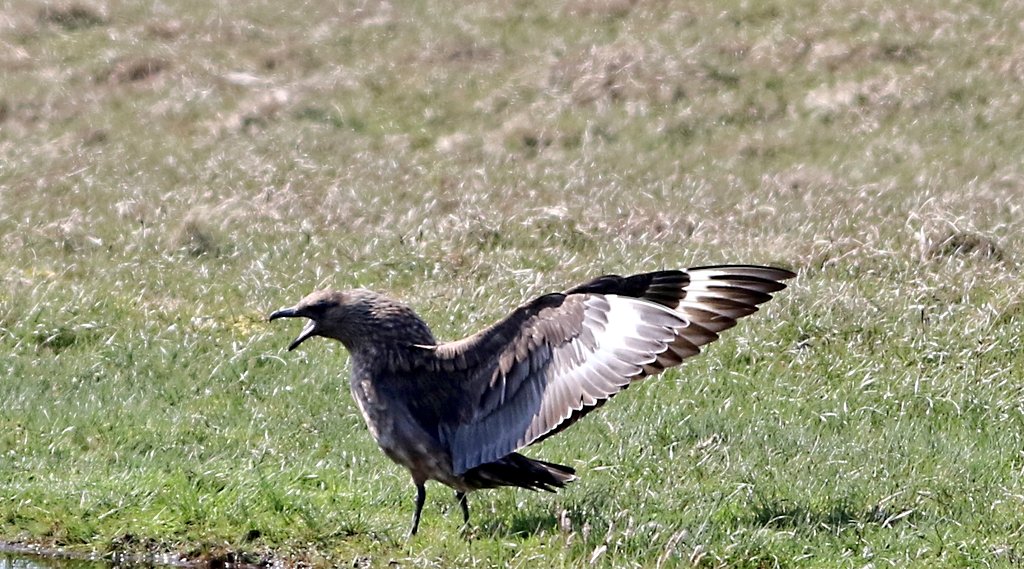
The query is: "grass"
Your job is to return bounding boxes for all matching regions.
[3,0,1024,566]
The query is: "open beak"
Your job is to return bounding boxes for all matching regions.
[269,307,318,351]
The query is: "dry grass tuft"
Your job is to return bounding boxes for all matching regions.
[82,128,108,145]
[0,42,34,72]
[423,37,499,65]
[341,0,395,29]
[495,112,560,154]
[803,74,913,120]
[145,18,185,40]
[101,57,170,84]
[926,231,1004,261]
[260,45,326,74]
[167,198,283,257]
[170,216,221,257]
[601,209,696,242]
[548,42,687,107]
[435,132,476,155]
[39,211,100,253]
[764,166,839,195]
[37,2,106,30]
[560,0,638,19]
[805,38,920,73]
[218,89,293,133]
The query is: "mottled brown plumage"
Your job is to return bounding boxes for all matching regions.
[269,265,794,536]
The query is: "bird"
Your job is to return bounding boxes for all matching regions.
[269,264,794,537]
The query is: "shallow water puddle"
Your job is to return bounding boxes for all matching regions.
[1,553,110,569]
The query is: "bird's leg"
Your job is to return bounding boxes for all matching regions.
[455,491,470,526]
[455,490,474,539]
[409,483,426,538]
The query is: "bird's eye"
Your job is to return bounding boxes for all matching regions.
[310,300,332,313]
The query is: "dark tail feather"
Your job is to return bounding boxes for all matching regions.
[462,453,576,492]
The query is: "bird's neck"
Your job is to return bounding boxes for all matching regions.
[336,317,435,357]
[345,338,428,377]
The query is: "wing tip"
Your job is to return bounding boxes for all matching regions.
[687,264,796,281]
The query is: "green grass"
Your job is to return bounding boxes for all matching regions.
[3,0,1024,566]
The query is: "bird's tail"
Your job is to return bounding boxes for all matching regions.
[462,452,576,492]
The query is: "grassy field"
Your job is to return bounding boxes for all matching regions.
[3,0,1024,566]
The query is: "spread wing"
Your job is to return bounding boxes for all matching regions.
[417,265,795,475]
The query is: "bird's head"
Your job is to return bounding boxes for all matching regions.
[270,289,435,351]
[269,290,351,351]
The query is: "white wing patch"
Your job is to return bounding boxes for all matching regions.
[523,294,690,443]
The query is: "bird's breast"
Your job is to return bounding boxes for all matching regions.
[349,373,462,487]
